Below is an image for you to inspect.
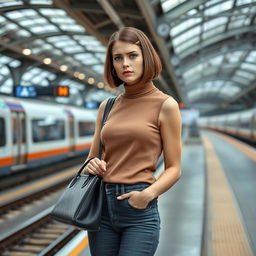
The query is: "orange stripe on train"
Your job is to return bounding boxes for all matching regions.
[0,143,92,166]
[0,157,12,167]
[27,147,70,161]
[75,142,91,151]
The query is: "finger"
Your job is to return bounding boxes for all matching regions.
[88,169,98,175]
[87,163,102,175]
[100,160,107,171]
[88,160,105,175]
[117,192,131,200]
[90,159,106,173]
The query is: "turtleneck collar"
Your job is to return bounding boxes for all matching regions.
[122,80,157,99]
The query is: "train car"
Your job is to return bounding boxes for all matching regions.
[0,96,97,176]
[198,108,256,143]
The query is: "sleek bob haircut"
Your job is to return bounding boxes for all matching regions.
[104,27,162,88]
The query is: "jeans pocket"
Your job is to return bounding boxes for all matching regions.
[127,198,151,210]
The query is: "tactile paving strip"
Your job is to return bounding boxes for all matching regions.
[203,135,253,256]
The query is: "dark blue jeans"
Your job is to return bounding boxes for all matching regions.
[88,182,161,256]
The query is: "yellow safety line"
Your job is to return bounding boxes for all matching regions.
[69,236,89,256]
[203,135,253,256]
[210,130,256,162]
[0,168,77,202]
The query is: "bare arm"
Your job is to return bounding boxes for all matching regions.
[83,99,108,176]
[144,97,182,199]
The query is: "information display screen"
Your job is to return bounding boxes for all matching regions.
[14,86,37,98]
[13,86,69,98]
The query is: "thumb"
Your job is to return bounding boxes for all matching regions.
[117,192,131,200]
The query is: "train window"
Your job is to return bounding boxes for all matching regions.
[0,118,6,146]
[78,121,95,137]
[32,118,65,142]
[240,117,249,129]
[21,118,26,143]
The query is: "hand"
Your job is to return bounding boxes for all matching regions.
[83,158,106,176]
[117,190,153,209]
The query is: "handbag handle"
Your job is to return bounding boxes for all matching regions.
[76,97,116,177]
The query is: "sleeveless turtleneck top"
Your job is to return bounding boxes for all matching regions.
[101,81,169,184]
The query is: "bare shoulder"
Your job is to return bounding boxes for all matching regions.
[158,97,180,127]
[95,99,109,124]
[99,99,108,112]
[160,97,179,115]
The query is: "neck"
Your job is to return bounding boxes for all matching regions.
[122,80,156,99]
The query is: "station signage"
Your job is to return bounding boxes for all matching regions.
[13,85,69,98]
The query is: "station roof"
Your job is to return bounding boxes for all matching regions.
[0,0,255,114]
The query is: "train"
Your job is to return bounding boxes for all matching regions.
[0,96,97,176]
[198,108,256,143]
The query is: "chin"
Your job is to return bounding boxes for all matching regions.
[123,78,140,85]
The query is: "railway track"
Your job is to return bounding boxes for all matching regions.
[0,163,83,255]
[0,156,85,192]
[0,206,79,256]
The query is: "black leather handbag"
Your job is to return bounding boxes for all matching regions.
[51,97,116,231]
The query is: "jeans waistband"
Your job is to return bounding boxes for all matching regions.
[104,182,151,195]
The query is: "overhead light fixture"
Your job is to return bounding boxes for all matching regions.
[88,77,95,84]
[60,65,68,72]
[97,82,104,88]
[74,71,80,77]
[22,49,31,55]
[43,58,52,64]
[78,73,85,80]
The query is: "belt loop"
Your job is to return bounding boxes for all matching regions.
[115,184,118,195]
[121,184,125,195]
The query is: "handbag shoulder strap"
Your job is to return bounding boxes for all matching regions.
[77,97,116,176]
[101,97,116,128]
[98,97,116,158]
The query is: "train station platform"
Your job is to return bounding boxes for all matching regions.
[55,129,255,256]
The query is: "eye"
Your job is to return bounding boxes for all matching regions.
[129,53,138,59]
[113,56,122,61]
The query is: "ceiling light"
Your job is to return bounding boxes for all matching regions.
[43,58,52,64]
[22,49,31,55]
[60,65,68,71]
[78,73,85,80]
[88,77,95,84]
[97,82,104,88]
[74,72,80,77]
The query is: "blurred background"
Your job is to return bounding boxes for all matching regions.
[0,0,255,255]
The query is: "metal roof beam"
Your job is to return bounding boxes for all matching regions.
[163,0,209,20]
[179,37,256,72]
[185,76,245,91]
[202,81,256,114]
[71,2,142,20]
[178,26,256,59]
[136,0,183,101]
[96,0,124,29]
[53,0,108,45]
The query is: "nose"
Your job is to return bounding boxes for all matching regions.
[123,57,129,68]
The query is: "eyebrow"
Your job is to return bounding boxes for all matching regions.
[113,51,138,56]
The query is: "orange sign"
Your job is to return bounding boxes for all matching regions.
[55,86,69,97]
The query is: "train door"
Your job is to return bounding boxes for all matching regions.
[68,115,75,153]
[11,111,27,167]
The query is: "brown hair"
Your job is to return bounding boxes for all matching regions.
[104,27,162,88]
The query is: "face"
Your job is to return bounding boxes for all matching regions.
[112,40,143,85]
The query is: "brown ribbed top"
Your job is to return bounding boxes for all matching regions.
[101,81,169,184]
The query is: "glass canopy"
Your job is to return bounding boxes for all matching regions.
[0,0,111,102]
[161,0,256,110]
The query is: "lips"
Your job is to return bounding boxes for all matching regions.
[122,71,133,75]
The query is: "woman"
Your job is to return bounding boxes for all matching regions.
[84,27,182,256]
